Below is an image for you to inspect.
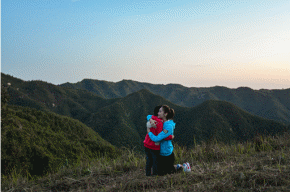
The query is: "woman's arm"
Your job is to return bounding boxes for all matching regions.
[164,135,173,140]
[148,117,173,141]
[148,125,173,142]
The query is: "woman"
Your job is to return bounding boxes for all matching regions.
[147,105,177,175]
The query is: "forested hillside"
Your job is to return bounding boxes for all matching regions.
[1,86,119,177]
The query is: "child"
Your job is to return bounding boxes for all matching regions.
[143,105,173,176]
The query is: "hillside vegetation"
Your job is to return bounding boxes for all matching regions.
[1,73,117,120]
[174,100,289,147]
[86,89,289,152]
[2,131,290,191]
[85,89,188,152]
[1,86,119,178]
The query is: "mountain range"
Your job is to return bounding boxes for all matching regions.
[60,78,290,124]
[2,73,289,153]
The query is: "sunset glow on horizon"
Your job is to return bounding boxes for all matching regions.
[2,0,290,90]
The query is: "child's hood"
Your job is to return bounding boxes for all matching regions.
[147,115,163,122]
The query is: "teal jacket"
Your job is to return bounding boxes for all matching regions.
[148,118,175,156]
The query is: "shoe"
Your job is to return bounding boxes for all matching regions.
[176,164,183,171]
[183,162,191,172]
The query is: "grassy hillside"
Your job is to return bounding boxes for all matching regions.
[2,131,290,191]
[59,78,290,124]
[1,102,119,178]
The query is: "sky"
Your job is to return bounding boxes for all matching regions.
[1,0,290,90]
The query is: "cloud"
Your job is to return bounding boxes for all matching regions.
[72,0,80,2]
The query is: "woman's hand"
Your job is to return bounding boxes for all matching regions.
[172,135,174,139]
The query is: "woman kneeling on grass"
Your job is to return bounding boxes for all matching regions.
[148,105,191,176]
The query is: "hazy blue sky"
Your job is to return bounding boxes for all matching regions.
[2,0,290,89]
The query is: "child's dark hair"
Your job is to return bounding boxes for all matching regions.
[154,105,162,116]
[161,105,175,120]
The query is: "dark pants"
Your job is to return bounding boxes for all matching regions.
[145,147,160,176]
[158,152,176,176]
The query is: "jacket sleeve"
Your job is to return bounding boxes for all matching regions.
[148,124,173,142]
[164,135,173,140]
[154,118,172,140]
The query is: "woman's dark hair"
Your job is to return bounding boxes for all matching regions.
[161,105,175,120]
[154,105,162,116]
[168,108,175,119]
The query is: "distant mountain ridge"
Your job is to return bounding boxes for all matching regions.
[1,73,118,121]
[2,73,289,153]
[60,78,290,124]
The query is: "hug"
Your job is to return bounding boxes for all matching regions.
[143,105,191,176]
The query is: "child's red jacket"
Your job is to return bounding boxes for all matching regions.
[143,115,173,150]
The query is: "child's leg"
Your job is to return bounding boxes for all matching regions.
[145,147,153,176]
[151,149,159,175]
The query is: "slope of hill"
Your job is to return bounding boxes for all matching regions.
[85,89,188,152]
[174,100,288,147]
[3,129,290,191]
[76,89,287,152]
[1,73,117,122]
[59,78,290,124]
[1,102,118,177]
